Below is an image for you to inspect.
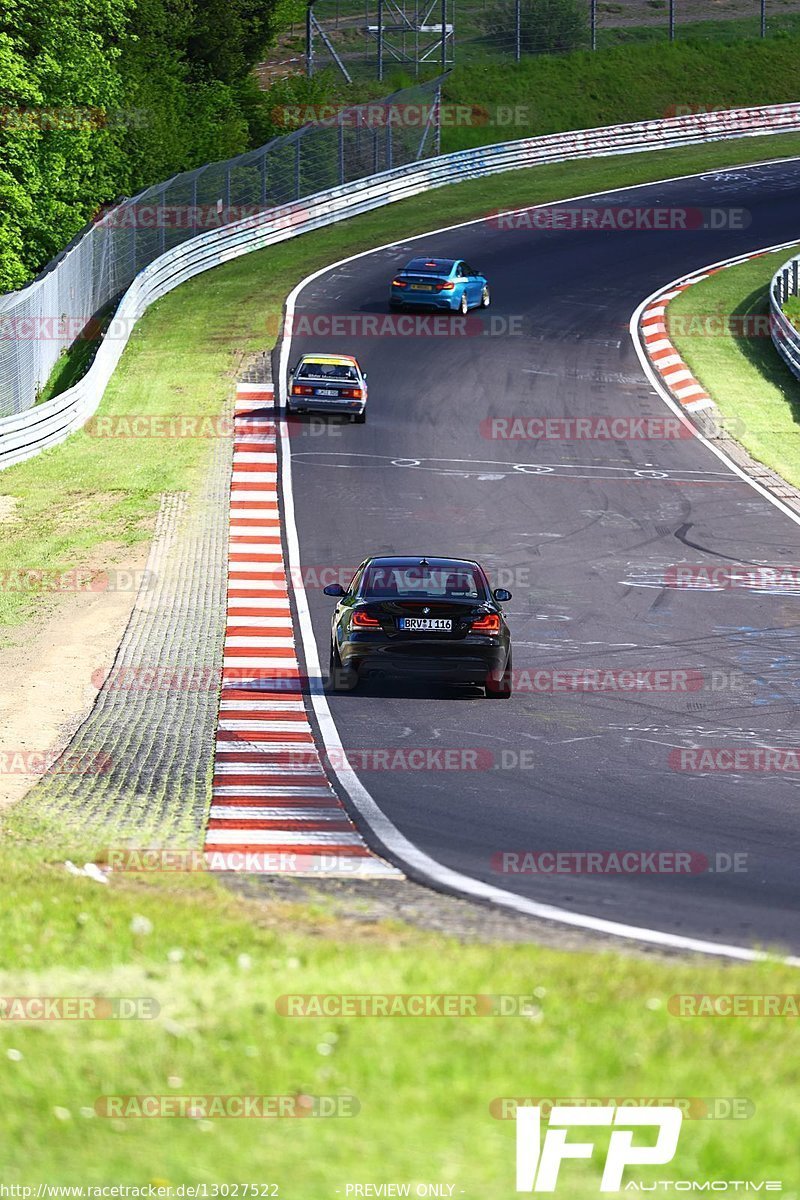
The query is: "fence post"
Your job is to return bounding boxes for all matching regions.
[338,123,346,185]
[306,3,314,77]
[435,84,442,157]
[377,0,384,81]
[295,139,301,198]
[669,0,675,40]
[260,152,268,207]
[387,122,393,170]
[515,0,521,61]
[591,0,597,49]
[441,0,447,69]
[131,200,138,273]
[792,259,799,297]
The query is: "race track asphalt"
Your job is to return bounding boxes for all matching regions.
[285,158,800,952]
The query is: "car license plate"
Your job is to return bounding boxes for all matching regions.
[399,618,452,632]
[317,388,338,396]
[410,284,430,291]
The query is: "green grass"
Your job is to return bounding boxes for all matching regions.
[7,129,800,636]
[35,303,120,407]
[668,249,800,486]
[441,36,800,150]
[0,841,798,1188]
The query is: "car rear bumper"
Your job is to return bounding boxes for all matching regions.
[287,400,366,416]
[390,291,458,310]
[340,639,508,682]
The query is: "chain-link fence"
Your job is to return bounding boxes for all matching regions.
[0,77,442,419]
[298,0,800,79]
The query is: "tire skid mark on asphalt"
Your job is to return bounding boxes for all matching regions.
[202,383,400,876]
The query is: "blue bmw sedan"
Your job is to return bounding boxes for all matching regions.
[389,257,490,314]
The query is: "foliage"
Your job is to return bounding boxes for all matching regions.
[0,0,287,292]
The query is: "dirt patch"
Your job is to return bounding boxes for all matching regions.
[226,874,700,959]
[0,496,19,523]
[0,544,150,808]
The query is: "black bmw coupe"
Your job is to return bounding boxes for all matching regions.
[324,556,513,697]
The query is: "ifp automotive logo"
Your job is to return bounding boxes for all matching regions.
[515,1105,683,1192]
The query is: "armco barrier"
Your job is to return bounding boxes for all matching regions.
[4,102,800,470]
[770,250,800,379]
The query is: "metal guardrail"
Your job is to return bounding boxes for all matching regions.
[770,251,800,379]
[4,101,800,470]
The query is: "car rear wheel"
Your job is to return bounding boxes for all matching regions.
[389,300,404,311]
[458,292,469,316]
[350,411,366,424]
[329,643,358,692]
[486,652,512,699]
[481,286,491,308]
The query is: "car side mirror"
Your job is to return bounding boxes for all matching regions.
[493,588,512,602]
[324,584,346,597]
[362,372,367,380]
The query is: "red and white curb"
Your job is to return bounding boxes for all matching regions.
[203,382,400,877]
[639,250,773,413]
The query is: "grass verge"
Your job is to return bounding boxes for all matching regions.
[5,129,800,634]
[441,37,800,151]
[668,248,800,486]
[0,843,797,1187]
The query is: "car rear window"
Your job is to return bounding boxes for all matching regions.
[297,362,358,381]
[403,258,454,275]
[361,564,486,600]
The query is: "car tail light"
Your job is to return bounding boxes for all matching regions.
[392,278,407,288]
[471,613,500,634]
[435,281,455,291]
[291,385,314,395]
[340,388,363,399]
[353,610,380,628]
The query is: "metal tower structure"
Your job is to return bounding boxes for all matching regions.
[367,0,454,80]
